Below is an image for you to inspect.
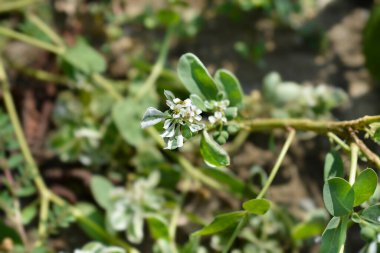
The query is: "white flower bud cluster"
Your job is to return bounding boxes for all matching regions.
[207,100,229,124]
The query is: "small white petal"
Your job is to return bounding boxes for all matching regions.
[173,98,181,103]
[195,115,202,121]
[209,116,216,124]
[163,119,172,129]
[161,124,175,137]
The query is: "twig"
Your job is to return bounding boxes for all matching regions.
[0,0,41,13]
[239,116,380,136]
[349,129,380,169]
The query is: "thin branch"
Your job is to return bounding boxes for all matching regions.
[349,130,380,169]
[239,115,380,136]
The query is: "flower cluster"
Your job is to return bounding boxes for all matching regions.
[141,90,204,149]
[206,99,229,124]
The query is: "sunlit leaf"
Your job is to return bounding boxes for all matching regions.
[323,177,354,216]
[352,168,378,206]
[242,199,271,215]
[193,211,245,236]
[200,130,230,168]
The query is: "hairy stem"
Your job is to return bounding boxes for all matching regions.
[239,116,380,135]
[349,130,380,169]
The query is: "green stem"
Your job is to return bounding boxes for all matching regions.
[146,128,224,190]
[92,74,123,101]
[0,59,47,194]
[0,0,40,13]
[239,116,380,136]
[257,129,296,199]
[0,26,64,55]
[37,193,49,243]
[221,129,296,253]
[135,26,174,101]
[26,13,65,48]
[222,214,248,253]
[349,143,359,186]
[0,59,138,252]
[327,132,350,152]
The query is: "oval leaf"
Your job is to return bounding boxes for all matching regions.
[242,199,271,215]
[113,98,145,146]
[200,130,230,168]
[323,177,354,216]
[324,151,344,181]
[353,168,378,206]
[361,204,380,225]
[141,107,165,128]
[193,211,245,236]
[177,53,219,100]
[90,175,113,209]
[320,216,348,253]
[214,69,244,107]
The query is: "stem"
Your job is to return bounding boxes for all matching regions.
[239,116,380,136]
[257,129,296,199]
[92,74,123,101]
[146,127,224,190]
[0,27,64,55]
[349,130,380,169]
[349,143,359,186]
[327,132,350,152]
[0,59,47,194]
[26,13,65,48]
[0,59,138,252]
[37,193,49,243]
[0,0,40,13]
[222,214,248,253]
[135,26,174,101]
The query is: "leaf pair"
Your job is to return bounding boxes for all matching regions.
[178,53,244,106]
[323,169,378,217]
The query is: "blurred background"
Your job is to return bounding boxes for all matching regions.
[1,0,380,252]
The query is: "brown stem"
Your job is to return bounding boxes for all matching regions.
[349,129,380,169]
[239,115,380,135]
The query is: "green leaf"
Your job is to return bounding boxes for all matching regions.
[320,216,348,253]
[292,220,326,240]
[61,38,106,75]
[324,151,344,181]
[200,130,230,168]
[263,72,281,102]
[147,215,170,240]
[21,202,37,225]
[7,154,24,169]
[361,204,380,225]
[242,199,271,215]
[323,177,354,216]
[90,175,113,209]
[113,98,145,146]
[193,211,245,236]
[0,220,22,244]
[190,94,206,111]
[177,53,219,100]
[200,167,250,196]
[214,70,244,107]
[352,168,378,206]
[76,202,106,242]
[141,107,166,128]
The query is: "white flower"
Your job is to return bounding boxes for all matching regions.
[209,111,227,124]
[141,90,204,150]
